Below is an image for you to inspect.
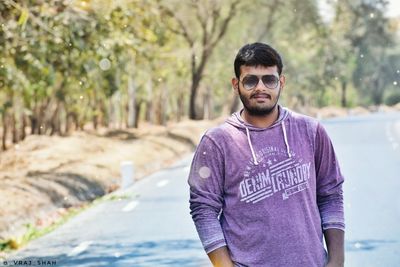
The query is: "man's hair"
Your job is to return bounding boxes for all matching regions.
[234,42,283,78]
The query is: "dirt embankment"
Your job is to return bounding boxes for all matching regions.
[0,119,221,248]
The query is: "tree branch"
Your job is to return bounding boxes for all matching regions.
[256,0,283,41]
[209,0,240,49]
[159,4,195,47]
[196,5,209,51]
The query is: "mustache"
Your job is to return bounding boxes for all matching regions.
[250,93,271,99]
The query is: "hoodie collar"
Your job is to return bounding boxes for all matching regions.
[226,106,292,165]
[227,105,289,131]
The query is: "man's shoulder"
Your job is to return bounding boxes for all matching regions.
[286,108,320,129]
[196,122,233,151]
[204,121,234,139]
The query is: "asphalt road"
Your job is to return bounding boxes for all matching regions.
[2,112,400,267]
[323,112,400,267]
[2,157,209,267]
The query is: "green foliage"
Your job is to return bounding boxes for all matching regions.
[385,89,400,106]
[0,206,85,251]
[0,0,399,135]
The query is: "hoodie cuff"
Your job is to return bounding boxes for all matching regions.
[322,221,345,232]
[204,239,227,254]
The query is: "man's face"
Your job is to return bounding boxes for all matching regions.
[232,65,285,116]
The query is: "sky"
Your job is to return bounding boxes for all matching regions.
[387,0,400,17]
[318,0,400,22]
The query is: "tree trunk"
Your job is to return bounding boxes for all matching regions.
[38,100,48,135]
[108,98,113,128]
[32,91,38,134]
[73,113,79,130]
[145,77,154,124]
[189,73,202,120]
[127,75,136,128]
[20,113,26,141]
[30,114,38,134]
[50,101,60,136]
[58,103,64,135]
[65,111,74,134]
[134,100,142,128]
[341,80,347,107]
[160,85,169,126]
[163,0,239,119]
[92,113,98,130]
[372,79,383,105]
[177,91,184,122]
[145,100,153,123]
[100,99,108,127]
[203,86,212,120]
[11,111,18,143]
[2,112,8,150]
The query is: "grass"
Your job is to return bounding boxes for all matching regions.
[0,192,138,254]
[0,205,86,252]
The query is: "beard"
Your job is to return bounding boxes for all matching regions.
[238,88,281,116]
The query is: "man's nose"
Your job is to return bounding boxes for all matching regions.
[255,78,268,90]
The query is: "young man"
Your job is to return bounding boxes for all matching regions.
[188,43,345,267]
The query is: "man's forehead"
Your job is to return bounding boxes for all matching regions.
[240,65,278,76]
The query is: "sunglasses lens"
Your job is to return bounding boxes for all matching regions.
[242,75,259,90]
[262,75,279,89]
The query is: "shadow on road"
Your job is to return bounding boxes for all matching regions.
[5,239,209,267]
[345,239,398,252]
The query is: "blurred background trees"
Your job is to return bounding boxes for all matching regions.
[0,0,399,149]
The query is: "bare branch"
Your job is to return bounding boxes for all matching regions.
[209,3,220,37]
[159,4,195,47]
[256,0,281,41]
[209,0,240,49]
[195,2,207,34]
[192,2,209,50]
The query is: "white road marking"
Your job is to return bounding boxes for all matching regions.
[156,179,169,187]
[122,201,139,212]
[68,241,93,256]
[386,122,400,151]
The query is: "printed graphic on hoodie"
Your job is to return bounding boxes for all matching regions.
[239,146,311,204]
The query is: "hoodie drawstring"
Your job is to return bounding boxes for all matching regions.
[281,121,292,158]
[245,127,259,165]
[245,121,292,164]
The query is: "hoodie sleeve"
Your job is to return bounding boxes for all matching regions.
[188,134,227,253]
[314,123,345,231]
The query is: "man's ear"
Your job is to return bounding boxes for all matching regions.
[279,75,286,91]
[232,77,239,95]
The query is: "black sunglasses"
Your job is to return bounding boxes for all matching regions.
[240,74,280,90]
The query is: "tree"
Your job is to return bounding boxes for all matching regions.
[341,0,397,105]
[160,0,241,119]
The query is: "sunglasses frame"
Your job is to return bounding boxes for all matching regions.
[239,74,280,90]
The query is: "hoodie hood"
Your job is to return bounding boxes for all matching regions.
[226,106,292,165]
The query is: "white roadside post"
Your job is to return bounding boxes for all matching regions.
[120,161,134,189]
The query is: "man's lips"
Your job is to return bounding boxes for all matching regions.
[251,93,271,99]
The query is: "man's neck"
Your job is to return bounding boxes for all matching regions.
[241,106,279,128]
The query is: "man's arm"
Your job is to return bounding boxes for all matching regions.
[188,135,230,264]
[324,228,344,267]
[314,123,345,266]
[208,246,235,267]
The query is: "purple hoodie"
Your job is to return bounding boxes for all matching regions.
[188,106,345,267]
